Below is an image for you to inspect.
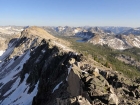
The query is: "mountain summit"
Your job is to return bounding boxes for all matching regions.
[21,26,55,39]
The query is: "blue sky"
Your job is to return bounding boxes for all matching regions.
[0,0,140,27]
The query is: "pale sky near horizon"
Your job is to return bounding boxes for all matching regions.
[0,0,140,27]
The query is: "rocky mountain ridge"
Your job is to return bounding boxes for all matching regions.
[42,26,140,50]
[0,26,140,105]
[121,28,140,35]
[99,26,131,34]
[1,26,140,50]
[0,26,24,35]
[42,26,114,36]
[88,34,140,50]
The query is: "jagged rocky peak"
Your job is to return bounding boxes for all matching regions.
[88,27,103,33]
[0,26,72,104]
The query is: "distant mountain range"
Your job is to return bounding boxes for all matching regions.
[0,26,24,35]
[1,26,140,36]
[99,26,132,34]
[1,26,140,50]
[42,26,114,36]
[42,26,140,36]
[42,26,140,50]
[121,28,140,35]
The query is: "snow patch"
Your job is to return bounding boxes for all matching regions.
[74,29,80,33]
[66,65,72,81]
[52,81,63,93]
[134,37,140,43]
[108,38,125,50]
[41,49,46,53]
[82,71,88,74]
[0,50,30,86]
[133,41,140,48]
[0,51,5,56]
[1,74,39,105]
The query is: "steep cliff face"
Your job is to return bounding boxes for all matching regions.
[0,27,140,105]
